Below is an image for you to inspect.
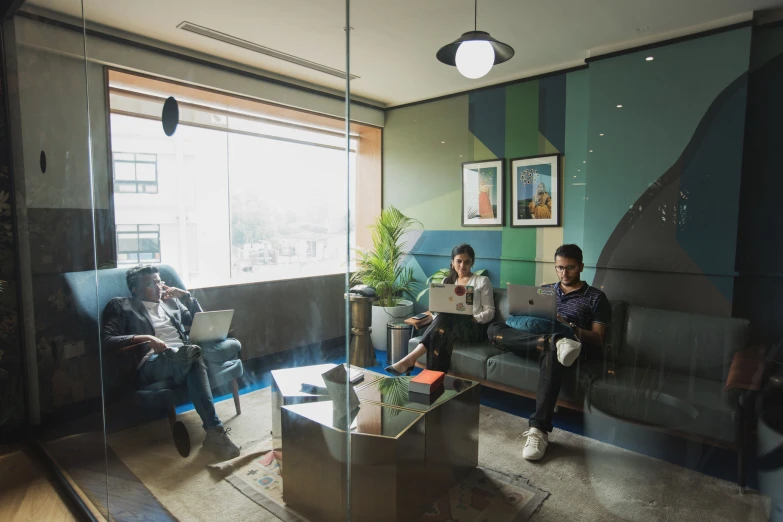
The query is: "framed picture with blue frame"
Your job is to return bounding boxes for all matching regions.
[509,153,562,228]
[461,159,505,227]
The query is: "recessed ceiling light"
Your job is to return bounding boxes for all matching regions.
[599,133,604,136]
[441,141,446,144]
[573,175,576,178]
[589,150,593,153]
[616,104,623,108]
[646,56,654,61]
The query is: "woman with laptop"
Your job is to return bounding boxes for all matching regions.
[385,243,495,375]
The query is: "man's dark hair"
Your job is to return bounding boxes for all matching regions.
[126,265,159,293]
[554,244,583,264]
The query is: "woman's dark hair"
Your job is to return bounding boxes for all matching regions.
[443,244,475,284]
[126,264,159,293]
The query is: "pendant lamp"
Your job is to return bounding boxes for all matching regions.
[436,0,514,79]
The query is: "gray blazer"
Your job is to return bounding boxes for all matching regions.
[101,295,203,365]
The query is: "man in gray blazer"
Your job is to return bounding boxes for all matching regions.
[102,265,240,459]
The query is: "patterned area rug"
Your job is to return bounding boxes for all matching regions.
[221,444,548,522]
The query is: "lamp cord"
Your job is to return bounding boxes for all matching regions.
[474,0,477,31]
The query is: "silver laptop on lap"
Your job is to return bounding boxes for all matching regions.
[429,283,474,315]
[188,310,234,344]
[506,284,557,320]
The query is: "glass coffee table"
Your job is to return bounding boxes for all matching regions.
[270,364,385,451]
[280,370,480,522]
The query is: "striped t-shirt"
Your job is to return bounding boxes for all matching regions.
[542,282,611,331]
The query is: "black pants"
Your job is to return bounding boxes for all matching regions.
[419,313,489,372]
[487,322,570,433]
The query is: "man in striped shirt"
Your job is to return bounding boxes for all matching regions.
[526,244,610,460]
[489,244,610,461]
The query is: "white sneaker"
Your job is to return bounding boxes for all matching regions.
[556,338,582,367]
[522,428,549,461]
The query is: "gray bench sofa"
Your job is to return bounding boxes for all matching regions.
[409,287,754,485]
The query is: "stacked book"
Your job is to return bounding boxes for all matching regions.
[408,369,445,405]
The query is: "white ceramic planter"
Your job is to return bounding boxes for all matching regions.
[370,300,414,351]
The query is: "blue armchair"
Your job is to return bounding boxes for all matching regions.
[62,265,243,423]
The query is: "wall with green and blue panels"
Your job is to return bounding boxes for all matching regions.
[733,22,783,343]
[384,26,752,319]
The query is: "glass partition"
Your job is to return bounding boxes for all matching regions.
[7,1,782,520]
[2,2,110,516]
[577,28,767,519]
[6,0,366,519]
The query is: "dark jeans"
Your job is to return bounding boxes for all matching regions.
[487,322,575,433]
[137,338,240,431]
[202,338,242,367]
[420,313,489,372]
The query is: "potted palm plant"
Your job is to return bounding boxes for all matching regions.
[352,206,420,351]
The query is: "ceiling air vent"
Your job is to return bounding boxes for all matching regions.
[177,21,358,80]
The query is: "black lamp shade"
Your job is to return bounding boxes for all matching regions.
[436,31,515,66]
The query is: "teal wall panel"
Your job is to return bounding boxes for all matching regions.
[538,75,566,153]
[469,87,506,159]
[563,69,589,248]
[734,23,783,342]
[582,28,752,268]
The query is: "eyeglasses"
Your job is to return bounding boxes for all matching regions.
[554,265,577,273]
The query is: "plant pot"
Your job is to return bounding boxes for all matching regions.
[370,300,414,351]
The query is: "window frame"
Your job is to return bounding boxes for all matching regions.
[105,68,381,288]
[112,152,159,194]
[116,224,162,265]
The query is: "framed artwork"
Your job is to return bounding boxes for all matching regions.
[510,154,562,227]
[461,159,504,227]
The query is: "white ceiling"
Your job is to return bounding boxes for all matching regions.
[26,0,783,107]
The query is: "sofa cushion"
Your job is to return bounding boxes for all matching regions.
[486,351,601,403]
[620,306,750,381]
[449,344,504,380]
[408,336,503,379]
[588,367,736,443]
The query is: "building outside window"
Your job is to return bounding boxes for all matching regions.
[116,224,161,265]
[107,71,376,288]
[113,152,158,193]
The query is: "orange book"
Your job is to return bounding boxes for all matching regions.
[409,369,445,395]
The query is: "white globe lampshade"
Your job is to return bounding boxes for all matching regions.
[455,40,495,79]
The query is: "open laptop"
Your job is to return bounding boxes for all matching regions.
[188,310,234,344]
[429,283,474,315]
[507,284,557,320]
